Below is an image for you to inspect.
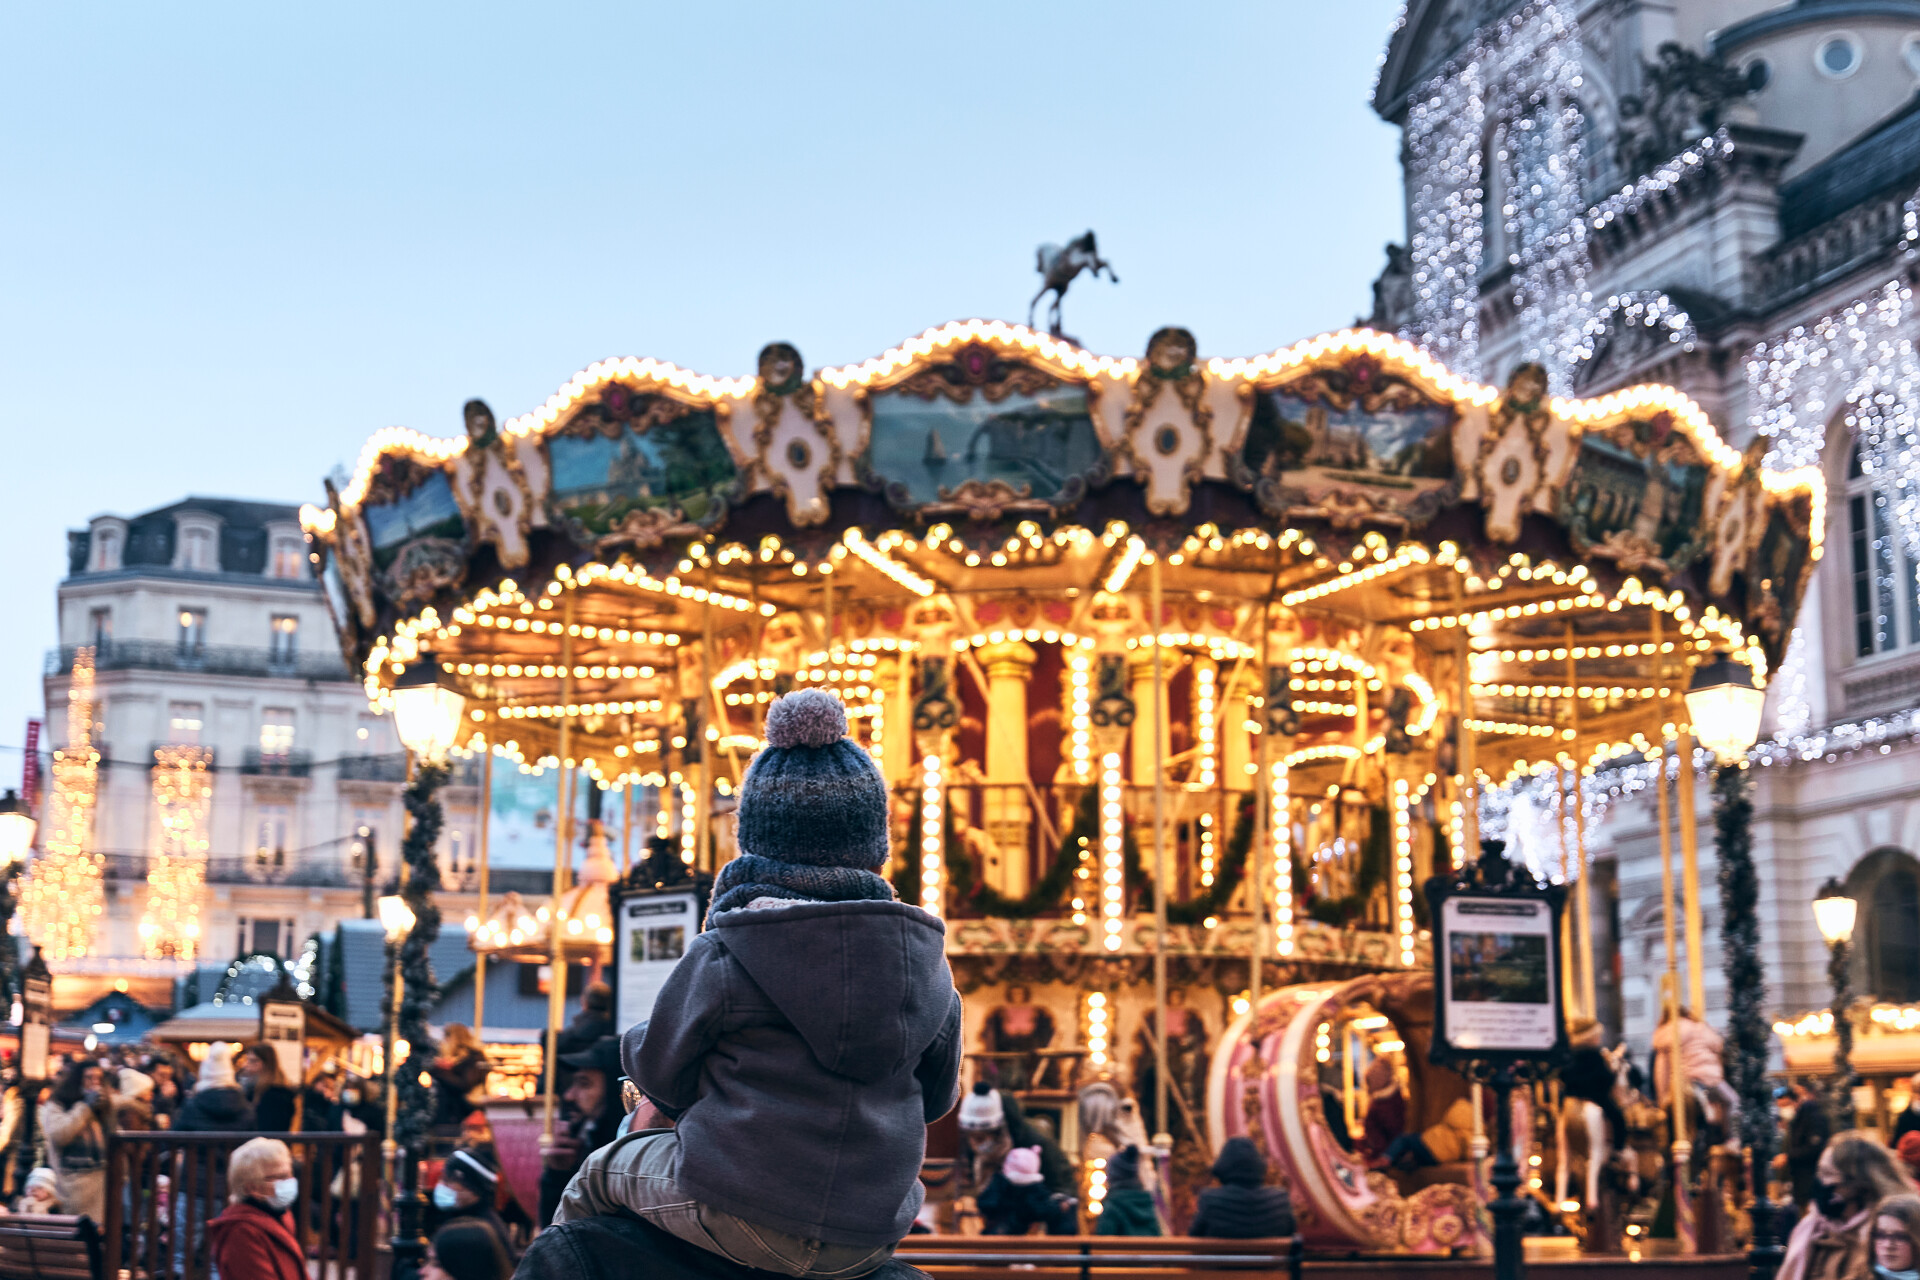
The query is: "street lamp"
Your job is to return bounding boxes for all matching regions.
[1690,650,1778,1274]
[0,791,36,866]
[1814,876,1857,1128]
[389,660,467,763]
[377,891,425,1280]
[1684,651,1766,765]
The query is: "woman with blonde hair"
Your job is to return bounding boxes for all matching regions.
[1782,1131,1920,1280]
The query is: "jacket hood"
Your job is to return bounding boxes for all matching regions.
[708,900,952,1083]
[1212,1136,1267,1186]
[189,1087,252,1121]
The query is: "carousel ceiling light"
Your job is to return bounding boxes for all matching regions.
[1684,652,1765,765]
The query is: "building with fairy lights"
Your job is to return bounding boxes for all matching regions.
[1372,0,1920,1071]
[37,496,495,1010]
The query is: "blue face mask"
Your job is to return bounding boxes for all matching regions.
[432,1184,461,1211]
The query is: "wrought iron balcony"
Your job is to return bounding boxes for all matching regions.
[45,641,351,682]
[241,748,312,778]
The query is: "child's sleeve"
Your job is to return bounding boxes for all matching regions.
[623,940,727,1117]
[916,987,964,1123]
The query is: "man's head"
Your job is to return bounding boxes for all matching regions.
[560,1035,621,1120]
[583,982,612,1018]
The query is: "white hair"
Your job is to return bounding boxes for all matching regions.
[228,1137,291,1204]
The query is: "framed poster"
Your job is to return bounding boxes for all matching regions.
[614,889,702,1031]
[1427,866,1569,1070]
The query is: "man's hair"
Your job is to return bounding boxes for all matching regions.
[228,1137,290,1204]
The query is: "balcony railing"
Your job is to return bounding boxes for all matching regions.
[339,753,482,786]
[45,641,351,682]
[242,748,312,778]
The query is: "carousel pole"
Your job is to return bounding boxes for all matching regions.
[1555,764,1579,1020]
[1250,599,1272,1013]
[542,609,575,1143]
[1652,613,1695,1251]
[697,576,716,874]
[1454,584,1478,864]
[622,783,633,875]
[473,746,492,1039]
[1566,627,1596,1020]
[1677,725,1707,1018]
[1149,557,1172,1151]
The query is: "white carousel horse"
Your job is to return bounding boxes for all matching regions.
[1029,232,1118,336]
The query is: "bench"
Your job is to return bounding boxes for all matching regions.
[895,1235,1303,1280]
[0,1216,103,1280]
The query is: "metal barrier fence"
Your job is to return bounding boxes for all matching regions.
[103,1131,381,1280]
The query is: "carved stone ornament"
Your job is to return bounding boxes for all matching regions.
[1121,327,1214,517]
[1473,363,1554,543]
[591,503,707,554]
[747,343,840,527]
[450,398,537,569]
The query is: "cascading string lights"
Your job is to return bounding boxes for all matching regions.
[1751,280,1920,563]
[22,648,104,961]
[1401,0,1591,390]
[141,745,212,961]
[1577,292,1698,361]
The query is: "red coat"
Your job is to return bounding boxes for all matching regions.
[208,1201,304,1280]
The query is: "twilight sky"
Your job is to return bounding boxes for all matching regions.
[0,1,1406,758]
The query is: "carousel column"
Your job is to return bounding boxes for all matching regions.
[1087,595,1138,956]
[911,639,960,917]
[978,639,1036,897]
[1222,664,1256,792]
[878,654,914,788]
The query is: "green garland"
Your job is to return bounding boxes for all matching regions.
[392,761,447,1152]
[1122,794,1256,925]
[1293,804,1390,927]
[944,787,1098,918]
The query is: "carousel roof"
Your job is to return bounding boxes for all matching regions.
[301,322,1822,791]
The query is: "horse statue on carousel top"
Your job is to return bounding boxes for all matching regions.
[1029,230,1119,338]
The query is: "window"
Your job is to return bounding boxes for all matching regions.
[254,804,290,867]
[1846,448,1920,658]
[177,609,206,655]
[356,712,384,753]
[447,829,469,881]
[259,709,296,758]
[88,608,112,650]
[91,528,121,573]
[270,537,305,580]
[1845,850,1920,1002]
[237,917,297,959]
[168,701,204,745]
[180,526,215,571]
[269,615,299,663]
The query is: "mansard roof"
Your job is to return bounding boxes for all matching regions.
[1778,90,1920,239]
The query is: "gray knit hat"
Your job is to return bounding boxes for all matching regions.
[734,690,889,868]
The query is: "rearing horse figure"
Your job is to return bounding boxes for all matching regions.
[1029,231,1118,336]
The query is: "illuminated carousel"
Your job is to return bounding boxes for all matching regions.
[305,321,1820,1249]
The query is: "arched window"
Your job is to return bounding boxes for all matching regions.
[1843,848,1920,1001]
[1844,444,1920,658]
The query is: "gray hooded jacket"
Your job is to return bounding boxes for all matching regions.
[623,899,963,1248]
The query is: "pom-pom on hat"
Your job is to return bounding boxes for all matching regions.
[735,690,889,869]
[1003,1146,1045,1186]
[958,1083,1005,1131]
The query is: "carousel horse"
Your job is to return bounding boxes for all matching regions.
[1028,231,1118,336]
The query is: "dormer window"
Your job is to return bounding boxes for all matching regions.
[173,513,222,573]
[265,522,307,580]
[86,517,127,573]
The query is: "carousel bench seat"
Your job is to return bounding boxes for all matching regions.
[894,1234,1303,1280]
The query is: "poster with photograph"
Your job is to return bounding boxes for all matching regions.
[1439,895,1559,1053]
[616,890,700,1030]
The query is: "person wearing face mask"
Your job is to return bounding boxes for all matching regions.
[208,1138,305,1280]
[1780,1132,1918,1280]
[427,1148,515,1259]
[1873,1195,1920,1280]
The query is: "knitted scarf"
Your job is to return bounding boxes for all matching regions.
[708,852,896,919]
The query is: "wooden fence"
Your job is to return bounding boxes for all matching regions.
[103,1131,381,1280]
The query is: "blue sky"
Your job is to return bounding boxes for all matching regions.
[0,1,1405,756]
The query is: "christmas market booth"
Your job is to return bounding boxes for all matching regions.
[304,322,1821,1251]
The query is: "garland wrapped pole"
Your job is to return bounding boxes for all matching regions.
[384,757,447,1280]
[1715,762,1780,1280]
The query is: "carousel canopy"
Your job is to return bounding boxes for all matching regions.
[303,323,1819,795]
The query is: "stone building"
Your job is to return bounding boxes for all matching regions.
[1371,0,1920,1054]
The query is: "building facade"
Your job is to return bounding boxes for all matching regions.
[42,497,494,1011]
[1372,0,1920,1056]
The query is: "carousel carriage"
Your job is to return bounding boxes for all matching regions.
[306,319,1821,1250]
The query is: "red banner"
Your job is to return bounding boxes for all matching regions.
[21,719,40,815]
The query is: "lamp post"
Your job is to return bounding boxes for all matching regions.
[383,657,464,1280]
[1685,652,1777,1277]
[1813,878,1857,1129]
